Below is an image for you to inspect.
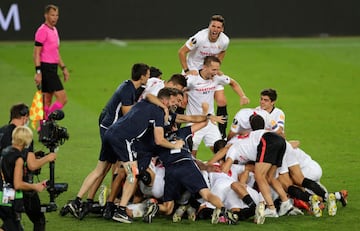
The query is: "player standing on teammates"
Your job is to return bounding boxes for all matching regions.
[33,4,69,120]
[186,56,249,157]
[178,15,249,138]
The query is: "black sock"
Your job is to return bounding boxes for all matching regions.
[235,207,255,220]
[301,178,326,199]
[288,185,312,202]
[242,195,256,210]
[217,106,228,139]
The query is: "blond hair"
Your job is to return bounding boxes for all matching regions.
[12,126,33,147]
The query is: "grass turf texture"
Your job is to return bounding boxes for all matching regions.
[0,37,359,230]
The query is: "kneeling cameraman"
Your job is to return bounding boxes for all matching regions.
[0,104,56,231]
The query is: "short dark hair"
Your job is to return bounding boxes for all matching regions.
[260,88,277,102]
[157,87,179,99]
[203,56,221,66]
[150,66,162,78]
[210,15,225,26]
[131,63,150,81]
[170,88,184,98]
[213,139,227,154]
[10,103,29,120]
[249,114,265,131]
[168,74,187,88]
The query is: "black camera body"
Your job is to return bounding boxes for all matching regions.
[38,110,69,150]
[37,110,69,212]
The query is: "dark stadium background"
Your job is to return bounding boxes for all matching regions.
[1,0,360,40]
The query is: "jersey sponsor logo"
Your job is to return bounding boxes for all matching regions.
[200,50,216,57]
[195,86,216,94]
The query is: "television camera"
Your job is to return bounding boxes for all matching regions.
[37,110,69,212]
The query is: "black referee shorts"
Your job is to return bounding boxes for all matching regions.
[40,62,64,93]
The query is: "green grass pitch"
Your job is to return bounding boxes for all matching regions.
[0,37,360,230]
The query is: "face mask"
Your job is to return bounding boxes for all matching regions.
[24,120,30,127]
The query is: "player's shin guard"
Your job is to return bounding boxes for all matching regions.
[288,185,312,202]
[217,106,228,139]
[301,178,326,199]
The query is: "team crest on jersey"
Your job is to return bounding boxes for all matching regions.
[271,120,277,126]
[280,114,285,120]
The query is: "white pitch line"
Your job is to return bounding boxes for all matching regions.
[104,37,127,47]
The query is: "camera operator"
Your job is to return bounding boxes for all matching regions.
[0,103,56,231]
[0,126,48,231]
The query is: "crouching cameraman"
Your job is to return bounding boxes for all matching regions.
[0,104,56,231]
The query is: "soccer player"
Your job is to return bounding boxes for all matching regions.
[103,88,185,223]
[277,145,348,217]
[33,5,69,119]
[142,121,238,225]
[63,63,150,219]
[256,88,285,137]
[221,115,295,219]
[137,73,187,101]
[178,15,249,138]
[185,56,249,157]
[227,107,272,140]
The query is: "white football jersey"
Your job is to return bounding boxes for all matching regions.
[256,106,285,132]
[293,148,314,170]
[138,78,165,101]
[226,129,268,164]
[186,74,231,115]
[185,28,230,70]
[230,108,272,134]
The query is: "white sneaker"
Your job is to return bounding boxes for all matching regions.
[173,205,187,222]
[328,193,337,216]
[278,199,294,216]
[264,208,279,218]
[288,207,304,216]
[311,195,322,217]
[254,202,265,224]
